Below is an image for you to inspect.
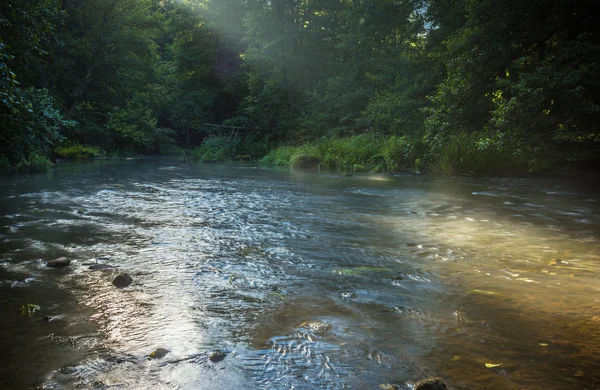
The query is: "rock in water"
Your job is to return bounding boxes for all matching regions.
[414,378,447,390]
[149,348,169,360]
[89,264,115,271]
[46,257,71,268]
[112,273,133,288]
[209,351,227,363]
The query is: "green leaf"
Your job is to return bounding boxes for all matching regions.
[19,303,41,317]
[485,363,502,368]
[467,289,498,296]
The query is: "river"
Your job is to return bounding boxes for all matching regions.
[1,159,599,389]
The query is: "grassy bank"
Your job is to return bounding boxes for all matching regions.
[181,132,598,176]
[259,133,533,175]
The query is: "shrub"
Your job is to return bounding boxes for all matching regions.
[54,144,102,160]
[0,155,11,172]
[428,132,527,176]
[260,146,298,165]
[290,154,321,169]
[16,153,53,172]
[192,135,241,162]
[381,136,425,172]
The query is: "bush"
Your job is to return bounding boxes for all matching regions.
[192,135,241,162]
[158,143,182,155]
[16,153,53,172]
[261,134,425,173]
[0,155,11,172]
[55,144,103,160]
[290,154,321,169]
[260,146,298,165]
[191,133,270,162]
[381,136,426,172]
[428,132,527,176]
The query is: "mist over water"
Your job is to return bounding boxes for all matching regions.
[1,159,599,389]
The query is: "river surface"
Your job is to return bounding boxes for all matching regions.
[1,159,599,389]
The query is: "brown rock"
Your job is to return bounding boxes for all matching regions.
[149,348,169,360]
[414,378,448,390]
[209,350,227,363]
[46,257,71,268]
[112,273,133,288]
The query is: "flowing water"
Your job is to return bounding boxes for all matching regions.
[1,159,599,389]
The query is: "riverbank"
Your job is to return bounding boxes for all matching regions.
[6,132,597,177]
[189,133,597,177]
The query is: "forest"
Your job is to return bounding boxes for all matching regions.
[1,0,599,175]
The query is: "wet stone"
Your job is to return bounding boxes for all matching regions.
[89,264,115,271]
[209,351,227,363]
[301,321,331,332]
[46,257,71,268]
[414,378,447,390]
[149,348,169,360]
[112,273,133,288]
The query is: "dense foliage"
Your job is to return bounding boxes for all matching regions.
[1,0,599,174]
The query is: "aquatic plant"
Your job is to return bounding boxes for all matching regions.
[19,303,41,317]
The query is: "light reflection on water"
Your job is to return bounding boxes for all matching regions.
[0,160,599,389]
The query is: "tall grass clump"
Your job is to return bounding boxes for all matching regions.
[55,143,103,160]
[16,153,53,172]
[262,134,427,172]
[191,134,269,162]
[312,134,386,172]
[428,132,527,176]
[381,136,426,172]
[260,146,300,165]
[192,135,241,162]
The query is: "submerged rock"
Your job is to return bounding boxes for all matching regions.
[149,348,169,360]
[46,257,71,268]
[112,273,133,288]
[209,350,227,363]
[413,377,447,390]
[89,264,115,271]
[300,320,331,332]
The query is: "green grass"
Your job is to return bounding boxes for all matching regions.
[428,133,527,176]
[192,132,547,176]
[189,134,268,162]
[55,144,103,160]
[261,134,423,173]
[16,153,53,172]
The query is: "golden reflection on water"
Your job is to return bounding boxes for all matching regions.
[384,192,600,388]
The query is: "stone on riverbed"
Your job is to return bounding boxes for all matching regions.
[300,320,331,332]
[89,264,115,271]
[414,377,447,390]
[46,257,71,268]
[149,348,169,360]
[209,350,227,363]
[112,273,133,288]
